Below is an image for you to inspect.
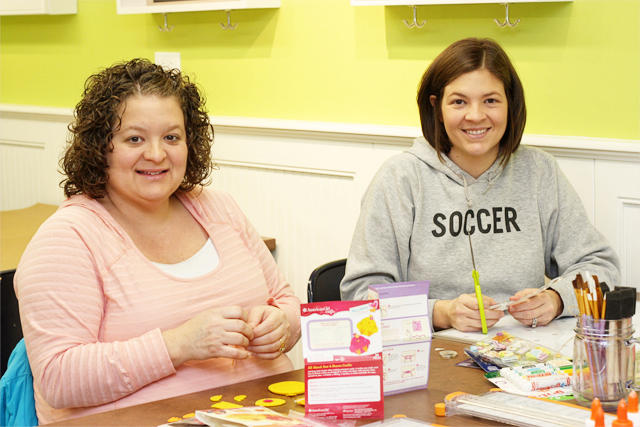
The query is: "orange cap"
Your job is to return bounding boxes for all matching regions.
[594,406,605,427]
[612,399,633,427]
[591,398,602,420]
[435,402,446,417]
[629,390,639,413]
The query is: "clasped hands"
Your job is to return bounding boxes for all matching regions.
[435,288,563,332]
[163,305,290,368]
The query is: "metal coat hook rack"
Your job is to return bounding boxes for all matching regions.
[220,10,238,30]
[158,13,174,32]
[495,3,520,28]
[403,5,426,29]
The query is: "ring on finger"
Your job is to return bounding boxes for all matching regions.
[279,338,286,353]
[531,317,538,328]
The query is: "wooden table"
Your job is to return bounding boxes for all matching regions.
[1,203,59,271]
[45,337,506,426]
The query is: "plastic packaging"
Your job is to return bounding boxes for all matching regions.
[464,331,571,369]
[499,364,571,391]
[443,390,615,427]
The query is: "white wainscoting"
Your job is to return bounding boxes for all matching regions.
[2,105,640,369]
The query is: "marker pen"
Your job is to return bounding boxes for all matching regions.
[512,363,548,372]
[500,365,558,382]
[519,371,561,379]
[514,373,571,391]
[504,365,550,375]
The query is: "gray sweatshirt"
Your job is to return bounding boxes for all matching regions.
[340,138,620,322]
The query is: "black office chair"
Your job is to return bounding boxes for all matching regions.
[307,259,347,303]
[1,269,23,376]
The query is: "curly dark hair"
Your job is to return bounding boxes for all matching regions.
[417,38,526,167]
[60,58,214,199]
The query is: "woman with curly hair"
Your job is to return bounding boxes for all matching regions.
[15,58,301,425]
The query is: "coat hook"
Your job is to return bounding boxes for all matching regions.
[220,10,238,30]
[403,5,426,29]
[495,3,520,28]
[158,13,174,32]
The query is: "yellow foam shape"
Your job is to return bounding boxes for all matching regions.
[182,413,195,419]
[255,398,286,407]
[166,417,181,423]
[209,395,223,402]
[268,381,305,396]
[295,398,305,406]
[234,395,247,402]
[211,401,243,409]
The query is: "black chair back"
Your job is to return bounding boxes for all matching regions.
[307,259,346,303]
[1,269,23,376]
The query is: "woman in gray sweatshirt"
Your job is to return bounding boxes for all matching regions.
[340,38,620,332]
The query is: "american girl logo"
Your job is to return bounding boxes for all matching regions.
[301,306,336,316]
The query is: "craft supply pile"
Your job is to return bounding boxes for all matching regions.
[155,274,640,426]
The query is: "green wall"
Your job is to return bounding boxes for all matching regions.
[1,0,639,140]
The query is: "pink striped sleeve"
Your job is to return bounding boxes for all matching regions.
[15,211,176,409]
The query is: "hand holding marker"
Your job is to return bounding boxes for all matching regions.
[468,233,487,334]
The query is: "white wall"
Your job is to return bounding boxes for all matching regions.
[2,105,640,369]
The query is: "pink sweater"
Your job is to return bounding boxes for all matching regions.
[15,188,301,425]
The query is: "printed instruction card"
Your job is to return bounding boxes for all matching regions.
[301,300,384,420]
[368,281,431,395]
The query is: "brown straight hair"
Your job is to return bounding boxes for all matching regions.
[417,38,526,166]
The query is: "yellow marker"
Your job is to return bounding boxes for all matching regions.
[468,234,487,334]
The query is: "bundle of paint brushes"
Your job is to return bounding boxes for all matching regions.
[571,271,637,404]
[573,272,605,319]
[572,271,636,321]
